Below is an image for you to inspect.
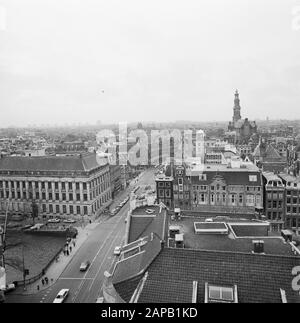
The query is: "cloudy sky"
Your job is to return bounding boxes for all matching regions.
[0,0,300,127]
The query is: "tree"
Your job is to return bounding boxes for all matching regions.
[31,201,39,225]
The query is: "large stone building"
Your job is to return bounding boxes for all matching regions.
[0,153,112,219]
[227,90,257,144]
[157,159,263,214]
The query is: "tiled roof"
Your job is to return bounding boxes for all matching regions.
[191,170,262,186]
[0,153,102,172]
[137,248,300,303]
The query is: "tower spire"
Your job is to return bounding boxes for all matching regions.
[233,89,241,123]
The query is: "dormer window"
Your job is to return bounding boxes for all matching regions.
[205,283,238,303]
[249,175,257,182]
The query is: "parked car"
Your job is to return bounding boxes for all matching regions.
[114,246,121,256]
[63,219,76,224]
[80,260,91,272]
[48,218,60,223]
[53,289,69,303]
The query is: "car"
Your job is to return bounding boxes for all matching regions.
[114,246,121,256]
[53,289,69,303]
[80,260,91,272]
[96,297,104,303]
[48,218,60,223]
[1,283,15,294]
[63,219,76,224]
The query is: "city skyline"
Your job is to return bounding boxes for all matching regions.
[1,0,300,127]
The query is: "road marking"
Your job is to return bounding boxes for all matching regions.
[72,214,126,303]
[88,232,123,293]
[59,277,93,280]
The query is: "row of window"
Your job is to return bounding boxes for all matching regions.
[0,192,111,215]
[0,174,110,192]
[0,187,109,202]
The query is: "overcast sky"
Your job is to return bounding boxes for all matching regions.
[1,0,300,127]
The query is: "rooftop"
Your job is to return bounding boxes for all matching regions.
[0,153,104,173]
[137,248,300,303]
[169,216,295,256]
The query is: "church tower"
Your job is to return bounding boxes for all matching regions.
[233,90,242,123]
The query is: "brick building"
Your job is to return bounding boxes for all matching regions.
[262,172,285,232]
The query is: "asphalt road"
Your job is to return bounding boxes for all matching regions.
[5,168,156,303]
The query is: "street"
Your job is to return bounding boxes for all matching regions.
[5,168,156,303]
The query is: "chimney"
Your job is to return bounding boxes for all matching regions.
[252,240,264,254]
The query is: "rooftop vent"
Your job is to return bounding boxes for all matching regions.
[281,230,293,242]
[252,240,264,254]
[175,233,184,248]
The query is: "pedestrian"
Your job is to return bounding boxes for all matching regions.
[51,278,53,283]
[70,246,72,252]
[73,241,75,247]
[37,285,40,291]
[41,278,44,286]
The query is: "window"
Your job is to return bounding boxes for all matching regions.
[84,206,88,215]
[49,205,53,213]
[63,205,66,213]
[69,194,73,201]
[70,205,73,214]
[249,175,257,182]
[207,285,235,303]
[76,206,81,214]
[83,183,87,190]
[56,205,60,213]
[159,189,164,198]
[239,194,243,204]
[200,193,205,203]
[178,178,183,185]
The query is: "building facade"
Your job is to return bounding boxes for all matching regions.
[279,173,300,235]
[262,172,285,232]
[0,153,112,219]
[155,174,174,209]
[158,160,263,214]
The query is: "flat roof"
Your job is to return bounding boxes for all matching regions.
[169,216,295,256]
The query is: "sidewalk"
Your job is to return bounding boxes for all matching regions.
[17,218,105,295]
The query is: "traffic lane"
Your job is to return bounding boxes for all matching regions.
[90,232,125,303]
[71,211,127,302]
[60,206,128,279]
[45,208,127,303]
[74,230,125,303]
